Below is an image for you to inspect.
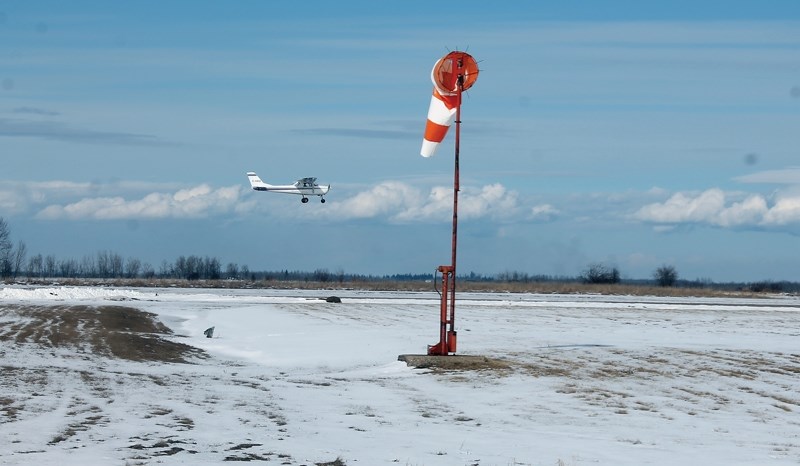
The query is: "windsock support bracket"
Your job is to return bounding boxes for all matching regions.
[428,265,457,355]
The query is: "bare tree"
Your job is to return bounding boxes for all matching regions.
[141,262,155,278]
[184,256,200,280]
[97,250,111,278]
[0,217,12,278]
[80,255,97,277]
[0,218,9,248]
[581,262,620,284]
[653,265,678,287]
[158,260,173,278]
[44,255,57,278]
[12,240,26,278]
[28,254,43,278]
[205,257,221,280]
[125,257,141,278]
[110,253,124,278]
[313,268,331,282]
[175,255,189,279]
[59,258,78,278]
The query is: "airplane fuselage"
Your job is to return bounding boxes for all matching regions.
[247,172,330,203]
[253,184,329,195]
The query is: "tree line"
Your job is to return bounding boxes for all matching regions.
[0,218,236,280]
[2,217,797,291]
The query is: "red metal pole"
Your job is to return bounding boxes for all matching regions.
[447,70,464,354]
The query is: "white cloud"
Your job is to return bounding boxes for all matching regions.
[324,181,424,220]
[762,193,800,225]
[715,195,768,227]
[0,190,27,214]
[36,184,241,220]
[735,167,800,185]
[0,179,193,215]
[634,189,727,224]
[530,203,559,221]
[322,181,523,223]
[633,188,800,229]
[459,184,520,220]
[394,183,521,223]
[0,180,89,214]
[392,185,450,222]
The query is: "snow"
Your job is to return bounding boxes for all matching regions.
[1,285,799,465]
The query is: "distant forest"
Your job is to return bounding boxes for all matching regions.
[1,217,798,293]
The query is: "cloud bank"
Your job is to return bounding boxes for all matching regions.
[36,185,241,220]
[634,188,800,228]
[6,179,527,224]
[8,177,800,233]
[320,182,525,223]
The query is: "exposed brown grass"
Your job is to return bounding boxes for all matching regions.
[0,305,204,363]
[8,277,778,298]
[398,354,513,373]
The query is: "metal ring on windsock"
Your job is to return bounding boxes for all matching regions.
[421,51,479,157]
[432,51,479,95]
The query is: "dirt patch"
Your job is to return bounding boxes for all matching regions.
[398,354,512,373]
[315,458,346,466]
[0,304,204,363]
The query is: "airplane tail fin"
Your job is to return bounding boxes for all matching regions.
[246,172,269,191]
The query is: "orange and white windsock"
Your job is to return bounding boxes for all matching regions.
[420,51,479,157]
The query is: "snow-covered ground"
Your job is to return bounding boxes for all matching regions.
[1,285,799,465]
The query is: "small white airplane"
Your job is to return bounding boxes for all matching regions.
[246,172,330,203]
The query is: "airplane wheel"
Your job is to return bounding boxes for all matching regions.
[321,198,326,203]
[301,198,309,203]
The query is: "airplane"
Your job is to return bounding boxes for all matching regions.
[246,171,330,203]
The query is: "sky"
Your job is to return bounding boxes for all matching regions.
[1,1,800,282]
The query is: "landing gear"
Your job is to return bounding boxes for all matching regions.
[301,197,309,203]
[320,198,326,203]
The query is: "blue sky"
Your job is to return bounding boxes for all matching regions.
[2,1,800,282]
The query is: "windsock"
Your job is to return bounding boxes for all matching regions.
[420,51,479,157]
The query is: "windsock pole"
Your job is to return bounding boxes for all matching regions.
[428,64,466,356]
